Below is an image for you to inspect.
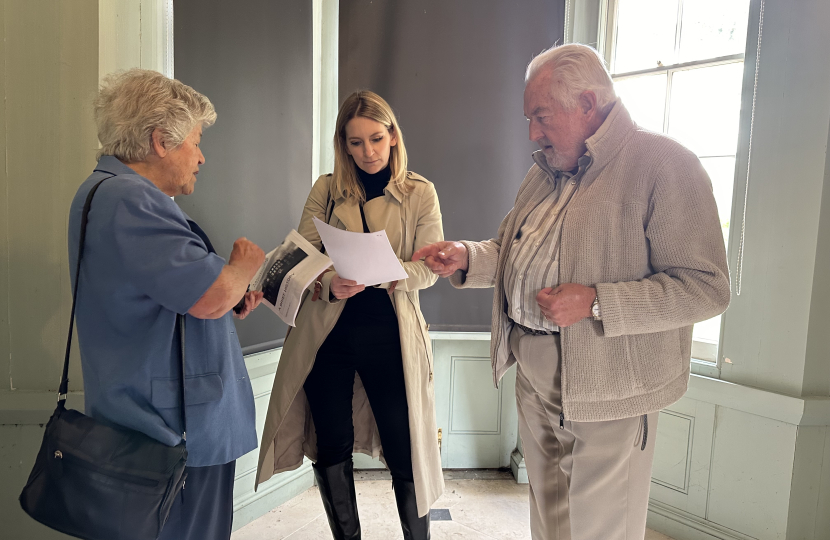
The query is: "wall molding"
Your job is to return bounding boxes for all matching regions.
[510,449,528,484]
[5,351,828,428]
[430,332,830,426]
[429,330,492,341]
[686,374,830,426]
[0,348,284,425]
[648,500,758,540]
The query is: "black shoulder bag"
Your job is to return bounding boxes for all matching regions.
[19,177,189,540]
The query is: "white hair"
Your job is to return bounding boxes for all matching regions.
[525,44,617,112]
[94,69,216,162]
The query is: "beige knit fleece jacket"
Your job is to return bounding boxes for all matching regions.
[450,100,731,422]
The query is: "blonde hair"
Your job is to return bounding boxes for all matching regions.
[525,43,617,112]
[331,90,410,202]
[94,69,217,162]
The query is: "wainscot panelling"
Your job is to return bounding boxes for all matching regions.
[231,348,313,532]
[706,408,796,540]
[431,333,518,470]
[650,398,716,519]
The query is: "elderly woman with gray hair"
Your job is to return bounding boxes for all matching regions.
[68,69,265,540]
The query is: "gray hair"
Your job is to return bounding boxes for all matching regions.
[525,44,617,112]
[94,69,216,162]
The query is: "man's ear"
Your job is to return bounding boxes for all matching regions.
[150,128,168,158]
[579,91,597,116]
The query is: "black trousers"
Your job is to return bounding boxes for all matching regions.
[158,460,236,540]
[304,314,414,482]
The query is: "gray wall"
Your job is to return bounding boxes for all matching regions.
[340,0,565,330]
[174,0,313,352]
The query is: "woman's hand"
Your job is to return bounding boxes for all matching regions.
[330,274,365,299]
[233,291,264,319]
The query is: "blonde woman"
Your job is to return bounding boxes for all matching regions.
[255,91,444,540]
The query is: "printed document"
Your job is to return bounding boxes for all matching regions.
[312,217,408,286]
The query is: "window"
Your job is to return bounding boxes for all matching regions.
[602,0,750,369]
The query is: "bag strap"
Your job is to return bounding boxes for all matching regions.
[59,176,188,441]
[59,176,113,402]
[178,314,187,440]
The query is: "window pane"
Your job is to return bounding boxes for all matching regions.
[614,74,667,132]
[693,315,721,348]
[613,0,679,74]
[692,157,736,353]
[699,156,736,249]
[667,62,744,156]
[679,0,751,63]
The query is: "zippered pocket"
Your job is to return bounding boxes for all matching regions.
[55,450,160,488]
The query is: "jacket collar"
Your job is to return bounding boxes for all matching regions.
[384,180,405,203]
[330,196,362,233]
[331,173,411,232]
[583,99,636,178]
[93,155,140,177]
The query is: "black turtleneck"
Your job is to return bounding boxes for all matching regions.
[356,164,391,203]
[329,163,399,330]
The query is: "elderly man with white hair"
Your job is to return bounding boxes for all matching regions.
[413,43,730,539]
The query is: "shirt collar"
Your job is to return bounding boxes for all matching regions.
[531,150,594,187]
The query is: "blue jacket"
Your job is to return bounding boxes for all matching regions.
[68,156,257,467]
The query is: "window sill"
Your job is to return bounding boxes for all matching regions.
[690,358,720,378]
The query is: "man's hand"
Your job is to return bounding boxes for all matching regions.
[411,241,469,278]
[331,274,365,299]
[536,283,597,328]
[229,237,266,281]
[233,291,264,320]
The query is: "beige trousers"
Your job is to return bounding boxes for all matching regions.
[510,326,658,540]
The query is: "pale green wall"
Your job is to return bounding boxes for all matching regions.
[803,119,830,398]
[720,0,830,398]
[2,0,99,394]
[0,0,173,398]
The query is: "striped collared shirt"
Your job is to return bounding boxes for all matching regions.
[504,153,593,331]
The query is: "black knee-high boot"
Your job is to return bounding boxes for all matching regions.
[313,459,361,540]
[393,479,430,540]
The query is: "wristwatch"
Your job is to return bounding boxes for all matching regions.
[591,295,602,321]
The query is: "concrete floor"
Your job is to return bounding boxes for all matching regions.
[233,470,676,540]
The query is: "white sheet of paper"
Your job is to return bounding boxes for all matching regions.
[313,217,409,286]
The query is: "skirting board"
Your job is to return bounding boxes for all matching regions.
[510,449,528,484]
[648,500,757,540]
[232,461,314,532]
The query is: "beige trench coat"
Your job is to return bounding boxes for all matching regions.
[255,172,444,517]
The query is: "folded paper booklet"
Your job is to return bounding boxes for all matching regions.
[312,217,408,286]
[249,230,332,326]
